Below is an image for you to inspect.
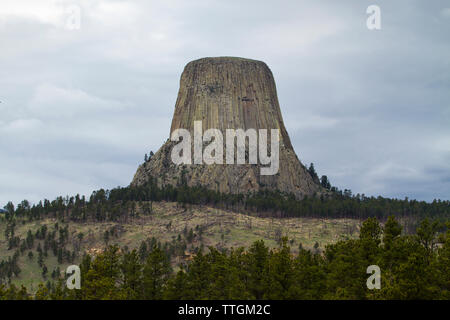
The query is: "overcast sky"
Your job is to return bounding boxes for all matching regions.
[1,0,449,206]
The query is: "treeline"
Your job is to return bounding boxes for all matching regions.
[0,217,449,300]
[2,178,449,225]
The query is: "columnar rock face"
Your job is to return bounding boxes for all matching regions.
[131,57,322,199]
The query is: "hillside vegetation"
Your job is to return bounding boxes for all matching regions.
[1,216,449,300]
[1,182,448,298]
[0,200,360,290]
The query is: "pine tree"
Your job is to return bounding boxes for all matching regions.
[120,250,142,299]
[38,251,44,267]
[263,238,294,299]
[81,246,124,299]
[320,175,331,190]
[308,163,319,182]
[142,246,172,299]
[246,240,269,299]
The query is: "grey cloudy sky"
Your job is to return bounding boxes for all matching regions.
[1,0,449,206]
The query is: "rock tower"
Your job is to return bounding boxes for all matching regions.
[131,57,322,199]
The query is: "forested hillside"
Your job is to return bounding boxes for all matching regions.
[3,178,449,224]
[1,180,448,299]
[1,217,449,300]
[1,200,360,290]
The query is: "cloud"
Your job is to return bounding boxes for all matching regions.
[285,113,339,131]
[442,8,450,18]
[28,83,126,118]
[0,0,67,27]
[2,118,43,133]
[1,0,449,205]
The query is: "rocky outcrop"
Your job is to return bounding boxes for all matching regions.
[131,57,322,199]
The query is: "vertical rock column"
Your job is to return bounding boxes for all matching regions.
[131,57,322,199]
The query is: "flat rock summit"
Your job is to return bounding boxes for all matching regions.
[131,57,322,199]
